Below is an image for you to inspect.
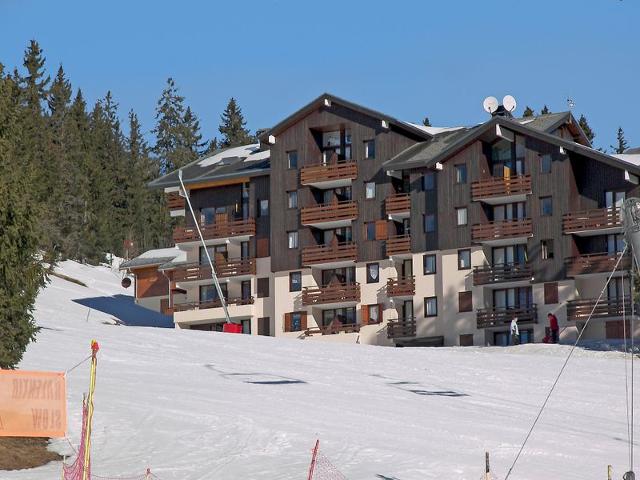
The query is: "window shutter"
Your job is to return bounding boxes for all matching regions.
[458,291,472,312]
[361,305,369,325]
[300,312,308,331]
[257,278,269,298]
[256,237,270,258]
[544,282,559,304]
[375,220,388,240]
[284,313,292,333]
[258,317,270,336]
[377,304,383,324]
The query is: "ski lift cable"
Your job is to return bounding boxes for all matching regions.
[504,245,629,480]
[177,170,232,324]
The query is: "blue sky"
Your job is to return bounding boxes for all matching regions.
[1,0,638,151]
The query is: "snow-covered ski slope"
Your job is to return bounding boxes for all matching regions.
[4,261,636,480]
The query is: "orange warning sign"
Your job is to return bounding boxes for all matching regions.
[0,370,66,437]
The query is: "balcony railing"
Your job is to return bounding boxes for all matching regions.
[301,283,361,306]
[300,200,358,225]
[166,192,185,210]
[173,296,254,312]
[304,323,361,336]
[565,252,631,277]
[385,194,411,215]
[386,234,411,256]
[386,276,415,297]
[301,242,357,266]
[566,297,632,321]
[300,160,357,185]
[173,218,256,243]
[387,318,417,339]
[563,208,622,234]
[472,219,533,242]
[471,175,532,201]
[476,304,537,329]
[472,263,532,286]
[173,258,256,282]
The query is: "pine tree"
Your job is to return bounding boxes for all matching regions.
[20,40,50,114]
[522,106,534,117]
[540,105,551,115]
[182,106,206,157]
[578,114,595,144]
[612,127,629,154]
[153,78,185,172]
[422,117,431,127]
[204,137,219,154]
[219,97,254,147]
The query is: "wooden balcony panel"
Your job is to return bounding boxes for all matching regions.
[173,218,256,243]
[173,258,256,282]
[301,242,357,265]
[166,192,185,210]
[472,263,532,286]
[386,235,411,256]
[471,175,532,200]
[562,208,622,233]
[301,283,361,306]
[300,161,357,185]
[566,297,631,321]
[304,323,361,336]
[565,253,631,277]
[387,318,417,339]
[476,305,537,329]
[472,219,532,242]
[385,194,411,215]
[386,276,415,297]
[300,201,358,225]
[173,296,254,312]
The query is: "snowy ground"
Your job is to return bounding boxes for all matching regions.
[3,261,637,480]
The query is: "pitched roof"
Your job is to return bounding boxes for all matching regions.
[258,93,434,142]
[625,147,640,154]
[148,144,269,189]
[120,248,186,270]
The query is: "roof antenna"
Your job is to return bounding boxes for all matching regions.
[567,97,575,110]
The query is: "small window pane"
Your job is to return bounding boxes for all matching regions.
[458,249,471,270]
[289,272,302,292]
[365,140,375,159]
[291,312,302,331]
[456,207,468,226]
[455,164,467,184]
[365,182,376,199]
[259,199,269,217]
[425,297,438,317]
[424,214,436,233]
[540,197,552,216]
[423,254,436,274]
[365,222,376,240]
[366,263,379,283]
[369,305,380,323]
[287,191,298,209]
[541,239,554,260]
[540,154,552,174]
[288,151,298,169]
[288,231,298,249]
[422,172,435,191]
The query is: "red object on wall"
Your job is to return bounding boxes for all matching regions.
[223,323,243,334]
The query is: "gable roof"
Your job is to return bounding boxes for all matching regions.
[148,144,269,190]
[120,247,186,270]
[258,93,434,142]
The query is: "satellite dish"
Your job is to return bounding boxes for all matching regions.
[503,95,517,112]
[483,96,499,114]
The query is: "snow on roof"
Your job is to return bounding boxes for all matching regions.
[120,247,185,270]
[137,247,183,259]
[404,122,466,135]
[613,153,640,167]
[198,144,261,167]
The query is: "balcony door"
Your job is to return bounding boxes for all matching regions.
[200,283,227,303]
[402,259,413,277]
[492,245,527,266]
[322,307,356,327]
[493,202,526,221]
[321,129,352,164]
[493,287,532,309]
[607,234,624,255]
[403,300,414,320]
[322,267,355,286]
[200,245,227,265]
[491,139,524,178]
[323,227,352,246]
[605,191,625,210]
[607,277,628,301]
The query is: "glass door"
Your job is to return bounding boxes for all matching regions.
[403,300,414,320]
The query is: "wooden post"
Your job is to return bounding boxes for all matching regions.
[608,465,612,480]
[485,451,491,480]
[307,439,319,480]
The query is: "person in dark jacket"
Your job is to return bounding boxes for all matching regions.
[548,312,559,343]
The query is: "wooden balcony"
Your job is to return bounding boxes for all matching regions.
[387,318,417,339]
[472,219,532,243]
[173,218,256,243]
[301,283,361,306]
[473,263,532,286]
[301,242,357,266]
[300,200,358,227]
[563,208,622,235]
[565,252,631,277]
[471,175,532,203]
[385,193,411,217]
[386,234,411,257]
[300,160,357,187]
[476,304,537,329]
[386,276,415,297]
[173,258,256,282]
[304,323,361,336]
[166,192,185,210]
[566,297,632,321]
[173,296,254,312]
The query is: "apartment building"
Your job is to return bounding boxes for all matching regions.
[147,94,640,346]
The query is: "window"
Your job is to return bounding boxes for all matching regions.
[287,151,298,169]
[365,182,376,199]
[424,297,438,317]
[322,307,356,327]
[241,280,251,300]
[455,164,467,184]
[458,291,473,312]
[367,304,381,324]
[365,222,376,240]
[199,283,226,303]
[365,140,375,159]
[424,214,436,233]
[460,334,474,347]
[458,249,471,270]
[540,196,552,216]
[422,172,435,191]
[291,312,302,332]
[456,207,468,226]
[258,199,269,217]
[287,231,298,249]
[289,272,302,292]
[540,154,552,174]
[366,263,379,283]
[541,239,554,260]
[257,278,270,298]
[241,319,251,335]
[287,191,298,209]
[423,254,436,274]
[258,317,270,336]
[544,282,559,304]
